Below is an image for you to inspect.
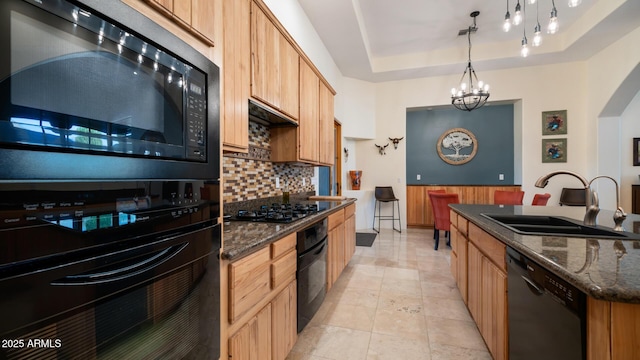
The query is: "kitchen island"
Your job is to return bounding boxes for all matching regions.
[450,204,640,360]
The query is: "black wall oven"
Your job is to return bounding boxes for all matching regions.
[0,181,221,359]
[0,0,220,181]
[0,0,222,359]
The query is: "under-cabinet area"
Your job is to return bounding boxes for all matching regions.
[450,205,640,360]
[220,201,356,360]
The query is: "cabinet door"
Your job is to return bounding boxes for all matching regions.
[229,247,271,323]
[450,228,459,283]
[229,303,272,360]
[150,0,173,15]
[406,186,425,226]
[467,242,482,324]
[172,0,191,27]
[457,232,468,304]
[191,0,215,43]
[251,4,280,109]
[279,37,299,120]
[271,281,297,360]
[344,213,356,266]
[481,257,507,360]
[222,0,250,152]
[327,223,344,291]
[298,60,319,163]
[318,82,334,166]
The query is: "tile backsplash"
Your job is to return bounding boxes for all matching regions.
[223,122,315,203]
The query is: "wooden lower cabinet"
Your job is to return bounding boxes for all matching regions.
[587,297,640,360]
[450,212,468,304]
[466,242,482,323]
[271,281,297,360]
[327,210,345,292]
[481,256,507,360]
[344,204,356,267]
[229,303,272,360]
[226,234,297,360]
[326,205,356,292]
[453,221,507,360]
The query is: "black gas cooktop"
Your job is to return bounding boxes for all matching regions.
[230,203,326,223]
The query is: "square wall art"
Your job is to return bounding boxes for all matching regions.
[542,110,568,135]
[542,138,567,163]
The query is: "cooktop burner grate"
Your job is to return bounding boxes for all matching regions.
[231,203,322,223]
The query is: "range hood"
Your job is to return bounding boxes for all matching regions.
[248,100,298,127]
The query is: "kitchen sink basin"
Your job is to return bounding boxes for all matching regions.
[480,214,630,239]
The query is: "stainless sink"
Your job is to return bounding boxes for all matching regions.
[480,214,630,239]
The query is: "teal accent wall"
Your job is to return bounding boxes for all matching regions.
[406,105,515,185]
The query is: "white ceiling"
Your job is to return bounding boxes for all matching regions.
[297,0,640,82]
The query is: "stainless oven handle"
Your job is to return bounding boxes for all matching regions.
[313,242,326,255]
[51,242,188,286]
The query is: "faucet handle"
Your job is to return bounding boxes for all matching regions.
[613,207,626,232]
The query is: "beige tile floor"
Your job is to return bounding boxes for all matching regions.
[287,228,492,360]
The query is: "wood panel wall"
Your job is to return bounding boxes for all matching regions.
[407,185,522,228]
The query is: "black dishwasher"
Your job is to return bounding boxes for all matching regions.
[507,246,586,360]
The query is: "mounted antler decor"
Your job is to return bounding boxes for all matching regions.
[389,137,404,150]
[375,143,389,155]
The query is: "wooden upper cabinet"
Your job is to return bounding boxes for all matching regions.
[318,82,334,166]
[278,36,299,120]
[298,60,319,163]
[222,0,250,152]
[144,0,214,46]
[250,3,280,109]
[149,0,172,15]
[191,0,215,42]
[172,0,191,27]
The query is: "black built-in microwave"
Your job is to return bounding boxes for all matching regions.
[0,0,220,181]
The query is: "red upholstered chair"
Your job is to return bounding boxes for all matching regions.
[427,189,446,241]
[532,193,551,206]
[428,192,459,250]
[494,190,525,205]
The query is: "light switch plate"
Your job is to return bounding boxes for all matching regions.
[275,177,280,188]
[417,174,421,180]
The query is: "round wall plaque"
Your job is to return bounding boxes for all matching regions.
[436,128,478,165]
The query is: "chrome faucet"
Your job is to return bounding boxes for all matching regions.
[589,175,627,231]
[534,170,599,226]
[535,171,627,230]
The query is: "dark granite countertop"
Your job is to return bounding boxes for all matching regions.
[222,199,356,261]
[451,204,640,303]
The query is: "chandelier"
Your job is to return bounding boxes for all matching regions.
[451,11,490,112]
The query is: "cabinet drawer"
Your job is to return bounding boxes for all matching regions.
[345,204,356,219]
[450,210,458,228]
[328,209,344,230]
[458,216,468,235]
[271,249,296,289]
[229,247,271,322]
[271,233,296,259]
[468,223,506,273]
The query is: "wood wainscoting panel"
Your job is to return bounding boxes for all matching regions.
[407,185,522,228]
